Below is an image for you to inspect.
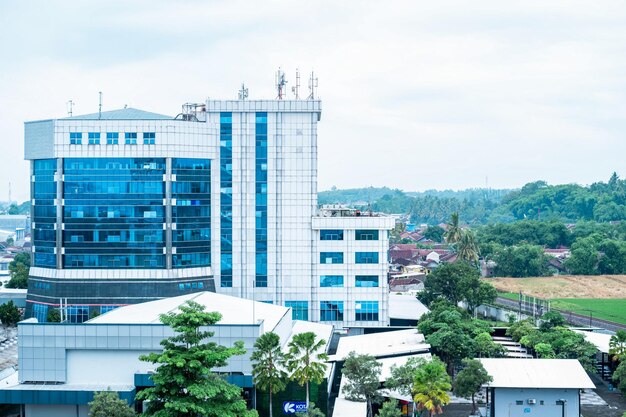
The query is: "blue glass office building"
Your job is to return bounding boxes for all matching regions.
[25,108,215,321]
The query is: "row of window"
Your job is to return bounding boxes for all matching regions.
[69,132,155,145]
[285,301,380,322]
[177,281,205,290]
[320,252,380,264]
[32,304,119,323]
[319,229,380,241]
[319,275,379,287]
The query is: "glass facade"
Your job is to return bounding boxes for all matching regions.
[32,304,48,322]
[255,112,268,287]
[320,301,344,321]
[285,301,308,320]
[355,275,379,287]
[63,158,166,269]
[320,275,343,287]
[67,306,89,323]
[355,230,379,240]
[355,301,379,321]
[172,158,211,268]
[320,252,343,264]
[220,112,233,287]
[355,252,379,264]
[320,230,343,240]
[32,159,57,267]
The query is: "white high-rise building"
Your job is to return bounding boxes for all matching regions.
[25,99,393,326]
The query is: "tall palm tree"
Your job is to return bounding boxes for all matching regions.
[285,332,329,407]
[456,230,480,264]
[413,357,451,417]
[250,332,288,417]
[609,330,626,361]
[444,212,462,244]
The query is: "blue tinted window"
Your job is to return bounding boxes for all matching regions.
[355,275,379,287]
[320,301,344,321]
[125,132,137,145]
[143,132,156,145]
[355,252,379,264]
[320,252,343,264]
[255,112,268,288]
[220,112,233,287]
[33,303,48,322]
[106,132,119,144]
[32,159,57,267]
[88,132,100,145]
[99,305,119,314]
[355,230,379,241]
[320,275,344,287]
[320,230,343,241]
[355,301,379,321]
[67,306,89,323]
[286,301,308,320]
[70,132,82,145]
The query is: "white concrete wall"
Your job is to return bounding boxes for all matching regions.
[66,350,154,385]
[494,388,580,417]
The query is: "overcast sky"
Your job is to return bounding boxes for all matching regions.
[1,0,625,202]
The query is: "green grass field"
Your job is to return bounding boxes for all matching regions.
[498,292,519,301]
[551,298,626,326]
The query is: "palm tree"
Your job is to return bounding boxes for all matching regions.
[456,230,480,264]
[250,332,288,417]
[444,212,462,244]
[285,332,329,407]
[413,357,451,417]
[610,330,626,361]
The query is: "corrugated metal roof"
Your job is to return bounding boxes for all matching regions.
[63,107,172,120]
[333,329,430,360]
[479,358,595,389]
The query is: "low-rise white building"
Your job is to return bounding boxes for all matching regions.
[480,358,595,417]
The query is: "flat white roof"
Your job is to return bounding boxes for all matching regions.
[479,359,595,389]
[89,291,290,331]
[333,329,430,360]
[389,293,429,320]
[572,330,612,354]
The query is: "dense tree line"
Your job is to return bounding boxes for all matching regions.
[318,173,626,224]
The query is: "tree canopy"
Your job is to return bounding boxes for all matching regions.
[0,301,21,327]
[88,390,136,417]
[250,332,287,417]
[136,301,256,417]
[341,352,382,417]
[285,332,328,408]
[6,252,30,289]
[453,359,492,415]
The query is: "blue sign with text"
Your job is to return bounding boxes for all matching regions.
[283,401,307,414]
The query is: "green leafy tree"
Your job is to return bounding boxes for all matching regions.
[285,332,329,408]
[539,311,566,331]
[473,332,505,358]
[136,301,256,417]
[464,281,497,314]
[0,301,21,327]
[534,343,555,358]
[386,356,426,417]
[46,308,61,323]
[88,389,136,417]
[5,237,14,246]
[250,332,287,417]
[418,262,477,307]
[295,402,324,417]
[423,226,445,243]
[376,399,401,417]
[612,361,626,396]
[456,230,480,264]
[452,359,492,415]
[444,213,462,244]
[341,352,382,417]
[564,237,599,275]
[493,244,549,277]
[609,330,626,361]
[413,357,451,417]
[6,252,30,289]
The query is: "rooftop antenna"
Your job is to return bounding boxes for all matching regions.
[291,68,301,99]
[307,71,318,100]
[67,100,74,117]
[275,67,287,100]
[98,92,102,119]
[238,83,249,100]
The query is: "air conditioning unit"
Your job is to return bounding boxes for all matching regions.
[527,399,536,405]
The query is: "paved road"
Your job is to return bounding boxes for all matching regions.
[496,297,626,332]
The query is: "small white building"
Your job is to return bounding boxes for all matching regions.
[479,358,595,417]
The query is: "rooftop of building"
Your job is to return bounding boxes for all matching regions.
[88,291,290,331]
[331,328,430,361]
[315,204,388,218]
[62,107,173,121]
[479,358,595,389]
[388,293,429,320]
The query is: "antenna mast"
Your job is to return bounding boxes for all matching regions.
[275,67,287,99]
[291,68,301,99]
[67,100,74,117]
[238,83,249,100]
[98,92,103,119]
[307,71,318,100]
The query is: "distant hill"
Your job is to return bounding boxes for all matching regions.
[319,173,626,225]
